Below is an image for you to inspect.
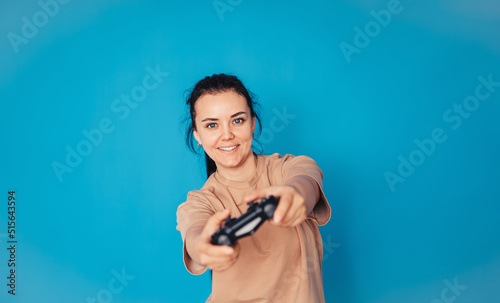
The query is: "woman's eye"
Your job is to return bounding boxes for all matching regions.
[207,123,217,129]
[234,118,244,124]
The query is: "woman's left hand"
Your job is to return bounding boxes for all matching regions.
[242,185,307,227]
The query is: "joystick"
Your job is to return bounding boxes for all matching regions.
[211,196,279,247]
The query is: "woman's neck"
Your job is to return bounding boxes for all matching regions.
[216,153,257,182]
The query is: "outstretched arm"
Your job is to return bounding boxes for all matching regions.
[185,210,241,272]
[242,175,320,227]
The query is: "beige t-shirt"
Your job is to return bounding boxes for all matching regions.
[176,153,331,303]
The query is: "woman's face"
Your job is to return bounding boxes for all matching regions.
[193,90,255,173]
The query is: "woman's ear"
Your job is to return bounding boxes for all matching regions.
[252,116,256,133]
[193,127,201,146]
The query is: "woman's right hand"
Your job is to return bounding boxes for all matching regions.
[195,210,240,272]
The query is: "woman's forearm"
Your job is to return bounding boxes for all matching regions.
[185,225,204,266]
[285,175,321,215]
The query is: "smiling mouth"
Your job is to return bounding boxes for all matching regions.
[218,145,239,151]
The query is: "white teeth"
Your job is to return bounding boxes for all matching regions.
[219,145,237,151]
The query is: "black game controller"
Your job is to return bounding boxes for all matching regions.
[211,196,279,247]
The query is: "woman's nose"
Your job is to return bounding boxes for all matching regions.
[221,125,235,140]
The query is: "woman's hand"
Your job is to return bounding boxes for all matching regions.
[193,210,240,272]
[242,185,307,227]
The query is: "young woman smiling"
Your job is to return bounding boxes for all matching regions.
[176,74,331,303]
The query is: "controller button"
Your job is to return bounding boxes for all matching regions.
[218,234,231,246]
[264,204,276,217]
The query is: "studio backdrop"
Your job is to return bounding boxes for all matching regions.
[1,0,499,302]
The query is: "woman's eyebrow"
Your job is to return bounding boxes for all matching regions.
[201,111,248,122]
[201,117,218,122]
[231,111,248,118]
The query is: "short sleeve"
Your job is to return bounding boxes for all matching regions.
[176,192,216,275]
[281,154,331,226]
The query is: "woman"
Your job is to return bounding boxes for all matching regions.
[176,74,331,302]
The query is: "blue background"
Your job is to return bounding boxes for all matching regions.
[1,0,499,302]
